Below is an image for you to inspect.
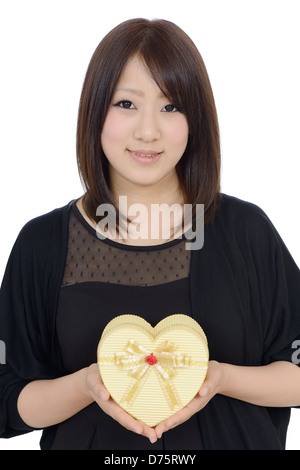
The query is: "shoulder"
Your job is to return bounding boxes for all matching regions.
[216,193,268,222]
[214,193,280,248]
[216,193,274,228]
[1,202,72,309]
[15,201,72,252]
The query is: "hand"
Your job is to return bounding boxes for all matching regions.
[155,360,224,439]
[85,363,157,443]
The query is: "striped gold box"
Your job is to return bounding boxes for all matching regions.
[97,314,209,427]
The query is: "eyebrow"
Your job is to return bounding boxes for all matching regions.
[115,87,166,99]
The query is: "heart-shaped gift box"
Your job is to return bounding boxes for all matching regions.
[97,314,209,427]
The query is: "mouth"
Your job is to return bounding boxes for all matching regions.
[129,150,163,158]
[127,149,163,164]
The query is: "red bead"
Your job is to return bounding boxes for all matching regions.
[146,353,157,365]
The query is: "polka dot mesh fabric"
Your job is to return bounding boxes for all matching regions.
[61,207,191,287]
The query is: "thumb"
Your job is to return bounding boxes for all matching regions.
[99,385,110,401]
[87,364,110,401]
[199,383,209,398]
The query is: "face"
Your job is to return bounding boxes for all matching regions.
[101,55,189,199]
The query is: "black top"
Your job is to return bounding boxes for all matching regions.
[57,205,192,371]
[1,194,300,450]
[53,206,192,449]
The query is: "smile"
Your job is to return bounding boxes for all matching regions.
[129,150,163,158]
[127,149,163,165]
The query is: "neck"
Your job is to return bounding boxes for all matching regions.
[108,175,185,245]
[110,174,184,209]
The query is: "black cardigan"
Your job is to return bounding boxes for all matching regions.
[1,194,300,449]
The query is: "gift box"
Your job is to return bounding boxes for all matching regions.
[97,314,209,427]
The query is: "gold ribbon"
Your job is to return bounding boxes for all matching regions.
[98,340,208,410]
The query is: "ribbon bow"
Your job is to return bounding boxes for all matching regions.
[98,340,207,410]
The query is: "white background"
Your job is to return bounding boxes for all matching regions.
[0,0,299,450]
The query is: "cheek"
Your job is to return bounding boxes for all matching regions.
[166,116,189,150]
[101,109,128,149]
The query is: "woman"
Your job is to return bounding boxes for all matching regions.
[1,18,300,450]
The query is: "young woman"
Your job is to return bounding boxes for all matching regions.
[1,18,300,450]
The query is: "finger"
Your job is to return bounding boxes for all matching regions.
[199,384,209,397]
[102,399,157,443]
[87,365,111,401]
[89,376,110,402]
[138,422,157,443]
[113,405,144,434]
[99,386,110,401]
[155,397,202,438]
[156,411,187,438]
[199,377,218,399]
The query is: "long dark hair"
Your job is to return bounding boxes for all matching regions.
[76,18,221,225]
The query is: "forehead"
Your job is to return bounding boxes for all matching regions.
[114,55,166,98]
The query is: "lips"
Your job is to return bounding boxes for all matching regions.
[129,150,163,158]
[127,149,163,164]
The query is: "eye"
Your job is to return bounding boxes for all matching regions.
[114,100,135,109]
[162,104,181,113]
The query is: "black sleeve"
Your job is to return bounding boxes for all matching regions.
[252,211,300,367]
[0,209,67,438]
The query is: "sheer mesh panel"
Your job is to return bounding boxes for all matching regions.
[61,207,191,287]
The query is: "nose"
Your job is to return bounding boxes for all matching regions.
[133,109,161,142]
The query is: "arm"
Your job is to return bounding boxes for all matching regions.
[220,360,300,407]
[17,364,157,443]
[155,360,300,438]
[17,367,93,428]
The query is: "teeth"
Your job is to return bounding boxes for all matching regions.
[132,151,160,157]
